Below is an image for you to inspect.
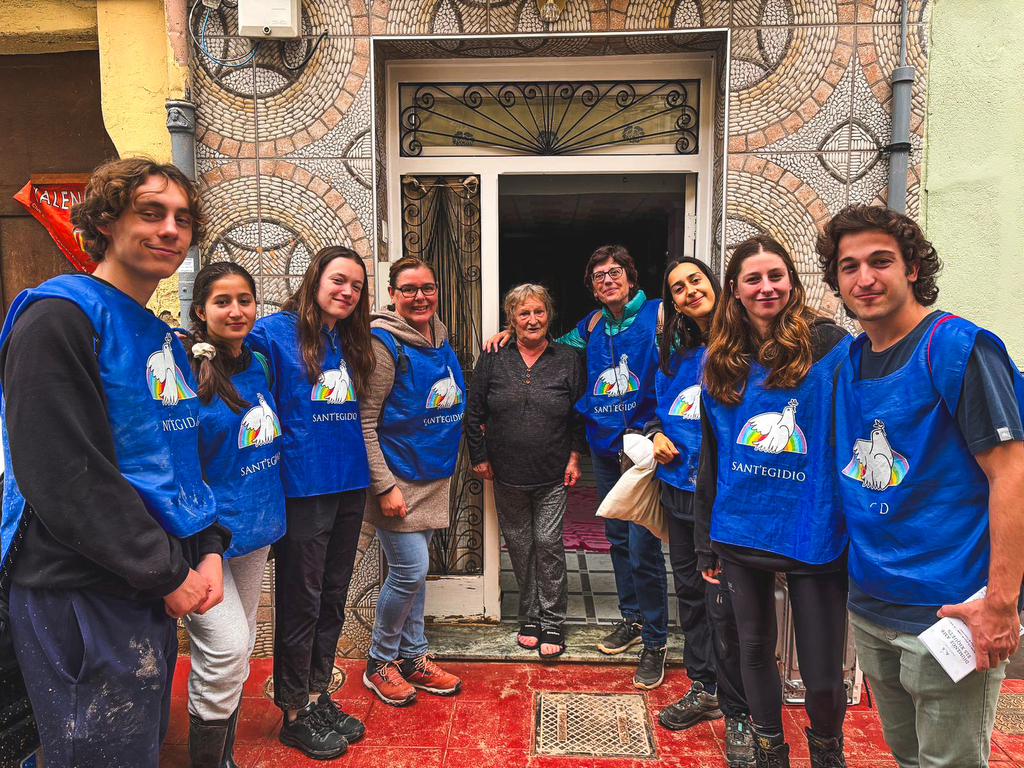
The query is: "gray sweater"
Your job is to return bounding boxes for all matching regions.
[360,308,453,533]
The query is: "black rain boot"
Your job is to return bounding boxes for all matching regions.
[188,714,230,768]
[752,725,790,768]
[221,706,241,768]
[805,726,846,768]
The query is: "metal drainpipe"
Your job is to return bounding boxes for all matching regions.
[166,99,200,326]
[887,0,916,213]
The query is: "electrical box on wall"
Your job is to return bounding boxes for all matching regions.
[238,0,301,38]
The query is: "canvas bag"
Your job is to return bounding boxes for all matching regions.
[595,433,667,542]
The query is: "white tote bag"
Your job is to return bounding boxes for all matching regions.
[595,434,668,542]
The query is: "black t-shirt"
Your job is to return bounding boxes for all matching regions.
[0,282,228,601]
[848,311,1024,632]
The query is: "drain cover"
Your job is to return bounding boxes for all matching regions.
[996,693,1024,734]
[533,692,656,758]
[263,664,346,701]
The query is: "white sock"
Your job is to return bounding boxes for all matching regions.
[308,693,319,706]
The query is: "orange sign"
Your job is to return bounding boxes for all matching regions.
[13,175,95,273]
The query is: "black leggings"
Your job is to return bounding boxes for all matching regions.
[722,560,848,736]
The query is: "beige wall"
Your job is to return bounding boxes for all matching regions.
[923,1,1024,361]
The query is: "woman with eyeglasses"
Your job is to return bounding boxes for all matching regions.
[358,257,465,706]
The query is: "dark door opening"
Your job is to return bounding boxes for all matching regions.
[497,173,691,628]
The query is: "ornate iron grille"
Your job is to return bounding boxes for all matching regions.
[401,175,484,575]
[399,80,699,157]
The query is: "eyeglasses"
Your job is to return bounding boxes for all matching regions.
[396,283,438,298]
[591,266,624,283]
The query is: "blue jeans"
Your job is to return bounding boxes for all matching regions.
[370,527,434,661]
[592,451,669,648]
[850,611,1006,767]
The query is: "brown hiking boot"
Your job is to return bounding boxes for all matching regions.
[363,658,417,707]
[400,653,462,696]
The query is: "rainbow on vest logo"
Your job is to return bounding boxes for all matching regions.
[842,419,910,491]
[668,384,701,420]
[238,393,283,449]
[736,398,807,454]
[425,366,463,409]
[311,361,356,404]
[593,353,640,397]
[146,333,197,406]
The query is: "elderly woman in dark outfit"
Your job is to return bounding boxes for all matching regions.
[466,284,586,658]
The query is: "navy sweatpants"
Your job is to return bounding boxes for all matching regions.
[10,584,178,768]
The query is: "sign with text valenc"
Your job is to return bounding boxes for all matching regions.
[14,176,95,273]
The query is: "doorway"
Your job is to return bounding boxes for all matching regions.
[495,172,693,629]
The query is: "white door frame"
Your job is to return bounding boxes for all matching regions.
[384,53,716,621]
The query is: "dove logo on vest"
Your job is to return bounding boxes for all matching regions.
[736,398,807,454]
[841,419,910,491]
[238,393,283,449]
[593,353,640,397]
[668,384,702,420]
[425,366,464,410]
[146,333,197,406]
[311,361,356,403]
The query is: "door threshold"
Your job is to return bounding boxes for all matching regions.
[424,622,685,664]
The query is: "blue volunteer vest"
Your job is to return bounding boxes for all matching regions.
[247,312,369,497]
[372,328,465,481]
[198,349,286,558]
[655,346,705,492]
[0,274,216,561]
[835,314,1024,605]
[705,337,851,564]
[576,299,661,456]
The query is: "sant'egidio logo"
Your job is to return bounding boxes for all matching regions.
[668,384,701,420]
[594,353,640,397]
[842,419,910,491]
[146,334,197,406]
[238,393,283,449]
[425,366,463,410]
[736,399,807,454]
[311,360,356,404]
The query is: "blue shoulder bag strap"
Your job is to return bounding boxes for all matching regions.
[253,350,274,390]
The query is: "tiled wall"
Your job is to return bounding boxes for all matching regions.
[190,0,929,656]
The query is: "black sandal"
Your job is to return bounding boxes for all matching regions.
[538,628,566,659]
[516,623,541,650]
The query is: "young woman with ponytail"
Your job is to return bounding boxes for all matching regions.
[180,262,286,768]
[645,257,754,767]
[695,236,851,768]
[247,246,373,760]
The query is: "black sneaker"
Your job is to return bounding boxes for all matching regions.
[724,714,757,767]
[657,681,723,730]
[633,646,667,690]
[316,692,366,743]
[279,702,348,760]
[597,620,643,654]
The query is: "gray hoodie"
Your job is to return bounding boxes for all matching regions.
[359,307,453,533]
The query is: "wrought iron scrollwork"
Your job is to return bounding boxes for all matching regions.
[402,175,484,575]
[399,79,700,157]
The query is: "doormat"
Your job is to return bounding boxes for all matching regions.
[533,692,656,759]
[995,693,1024,734]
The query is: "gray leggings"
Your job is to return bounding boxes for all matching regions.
[493,480,568,631]
[182,546,270,720]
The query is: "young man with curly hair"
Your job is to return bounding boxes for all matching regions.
[0,158,227,767]
[817,205,1024,768]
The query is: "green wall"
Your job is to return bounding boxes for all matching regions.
[924,1,1024,361]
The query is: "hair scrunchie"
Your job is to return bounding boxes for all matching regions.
[192,342,217,360]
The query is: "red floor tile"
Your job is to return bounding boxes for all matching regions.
[994,731,1024,762]
[441,747,532,767]
[656,720,724,757]
[358,695,456,748]
[448,691,535,750]
[439,661,532,702]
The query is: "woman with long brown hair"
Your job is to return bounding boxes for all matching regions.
[180,262,286,768]
[248,246,374,760]
[695,235,851,768]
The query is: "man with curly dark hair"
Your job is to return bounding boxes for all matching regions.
[0,157,227,767]
[817,204,1024,768]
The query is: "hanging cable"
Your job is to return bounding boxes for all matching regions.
[188,1,260,69]
[280,30,327,71]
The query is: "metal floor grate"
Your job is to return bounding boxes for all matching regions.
[996,693,1024,734]
[533,692,656,759]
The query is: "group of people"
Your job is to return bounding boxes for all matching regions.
[0,155,1020,768]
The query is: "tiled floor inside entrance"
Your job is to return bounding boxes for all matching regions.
[158,657,1024,767]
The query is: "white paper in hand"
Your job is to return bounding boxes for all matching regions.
[918,587,1024,683]
[622,433,656,471]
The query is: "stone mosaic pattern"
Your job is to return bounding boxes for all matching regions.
[191,0,930,656]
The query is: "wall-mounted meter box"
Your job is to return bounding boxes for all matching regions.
[238,0,301,38]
